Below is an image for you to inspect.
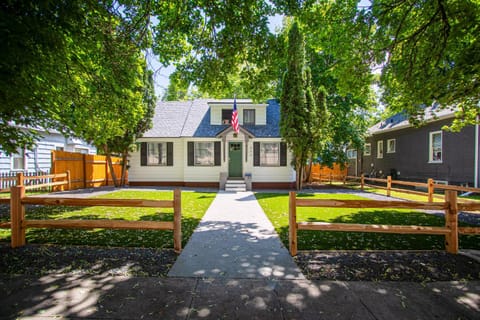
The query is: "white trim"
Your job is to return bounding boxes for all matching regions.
[377,140,384,159]
[387,139,396,153]
[364,143,371,156]
[10,148,26,171]
[428,131,443,163]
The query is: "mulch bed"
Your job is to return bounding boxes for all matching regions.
[295,251,480,282]
[1,243,479,282]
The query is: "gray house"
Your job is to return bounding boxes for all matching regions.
[0,127,96,173]
[128,99,295,190]
[347,106,480,187]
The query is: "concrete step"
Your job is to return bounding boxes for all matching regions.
[225,180,247,192]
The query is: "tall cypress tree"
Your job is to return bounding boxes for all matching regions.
[280,21,321,190]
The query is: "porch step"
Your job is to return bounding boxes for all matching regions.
[225,179,247,192]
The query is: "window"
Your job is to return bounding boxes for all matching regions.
[429,131,442,163]
[11,148,25,170]
[222,109,232,125]
[260,143,280,166]
[387,139,396,153]
[195,142,215,166]
[364,143,371,156]
[347,149,357,159]
[147,142,167,165]
[141,142,173,166]
[56,146,64,151]
[75,148,88,154]
[377,140,384,159]
[243,109,255,125]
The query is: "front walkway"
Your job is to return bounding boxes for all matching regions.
[168,191,305,279]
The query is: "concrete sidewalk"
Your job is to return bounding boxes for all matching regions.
[168,191,304,279]
[1,274,478,319]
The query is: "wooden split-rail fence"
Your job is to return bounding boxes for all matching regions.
[288,190,480,256]
[346,174,480,203]
[2,186,182,253]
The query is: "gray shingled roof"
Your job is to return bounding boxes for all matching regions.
[142,99,281,138]
[368,105,455,135]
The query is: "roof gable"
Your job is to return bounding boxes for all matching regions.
[142,99,281,138]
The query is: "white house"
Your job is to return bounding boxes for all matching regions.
[0,127,96,173]
[128,99,295,190]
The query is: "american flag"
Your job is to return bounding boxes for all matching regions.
[231,96,239,134]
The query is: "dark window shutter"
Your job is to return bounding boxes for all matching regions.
[167,142,173,166]
[280,142,287,166]
[140,142,147,166]
[214,141,221,166]
[253,142,260,166]
[187,142,194,166]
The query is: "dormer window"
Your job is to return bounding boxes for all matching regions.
[222,109,232,124]
[243,109,255,125]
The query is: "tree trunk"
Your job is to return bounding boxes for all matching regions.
[103,145,119,187]
[120,151,128,186]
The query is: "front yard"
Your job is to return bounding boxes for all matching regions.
[255,192,480,251]
[0,190,216,248]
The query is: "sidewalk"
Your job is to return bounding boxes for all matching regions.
[1,274,478,319]
[168,191,304,279]
[1,188,479,319]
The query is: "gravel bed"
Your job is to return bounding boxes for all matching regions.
[295,250,480,282]
[1,244,479,282]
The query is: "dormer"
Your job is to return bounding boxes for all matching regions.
[208,99,268,126]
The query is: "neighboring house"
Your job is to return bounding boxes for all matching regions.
[128,99,295,190]
[347,106,480,187]
[0,127,96,173]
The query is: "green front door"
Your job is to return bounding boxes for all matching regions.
[228,142,243,178]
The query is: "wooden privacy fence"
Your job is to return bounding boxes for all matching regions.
[5,186,182,253]
[0,171,70,194]
[51,150,126,190]
[288,191,480,256]
[308,163,347,183]
[346,174,480,203]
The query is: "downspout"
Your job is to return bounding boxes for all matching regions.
[475,115,479,188]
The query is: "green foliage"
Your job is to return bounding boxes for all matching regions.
[373,0,480,130]
[0,0,154,157]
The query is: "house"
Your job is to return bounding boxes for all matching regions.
[128,99,295,190]
[0,127,96,173]
[347,106,480,187]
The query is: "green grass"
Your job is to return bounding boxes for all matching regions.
[256,192,480,251]
[0,190,215,248]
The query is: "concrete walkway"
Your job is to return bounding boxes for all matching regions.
[168,191,304,279]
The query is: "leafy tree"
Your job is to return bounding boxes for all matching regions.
[372,0,480,130]
[293,1,375,168]
[280,22,323,190]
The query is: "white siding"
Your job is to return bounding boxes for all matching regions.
[183,138,223,182]
[209,104,267,126]
[128,139,184,182]
[0,131,95,173]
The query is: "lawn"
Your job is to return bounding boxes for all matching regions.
[255,192,480,251]
[0,190,215,248]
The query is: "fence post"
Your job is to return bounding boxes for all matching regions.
[16,172,24,187]
[387,176,392,197]
[83,153,87,189]
[427,178,434,203]
[11,185,26,248]
[360,174,365,191]
[289,191,298,256]
[66,170,71,191]
[444,190,458,254]
[173,189,182,253]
